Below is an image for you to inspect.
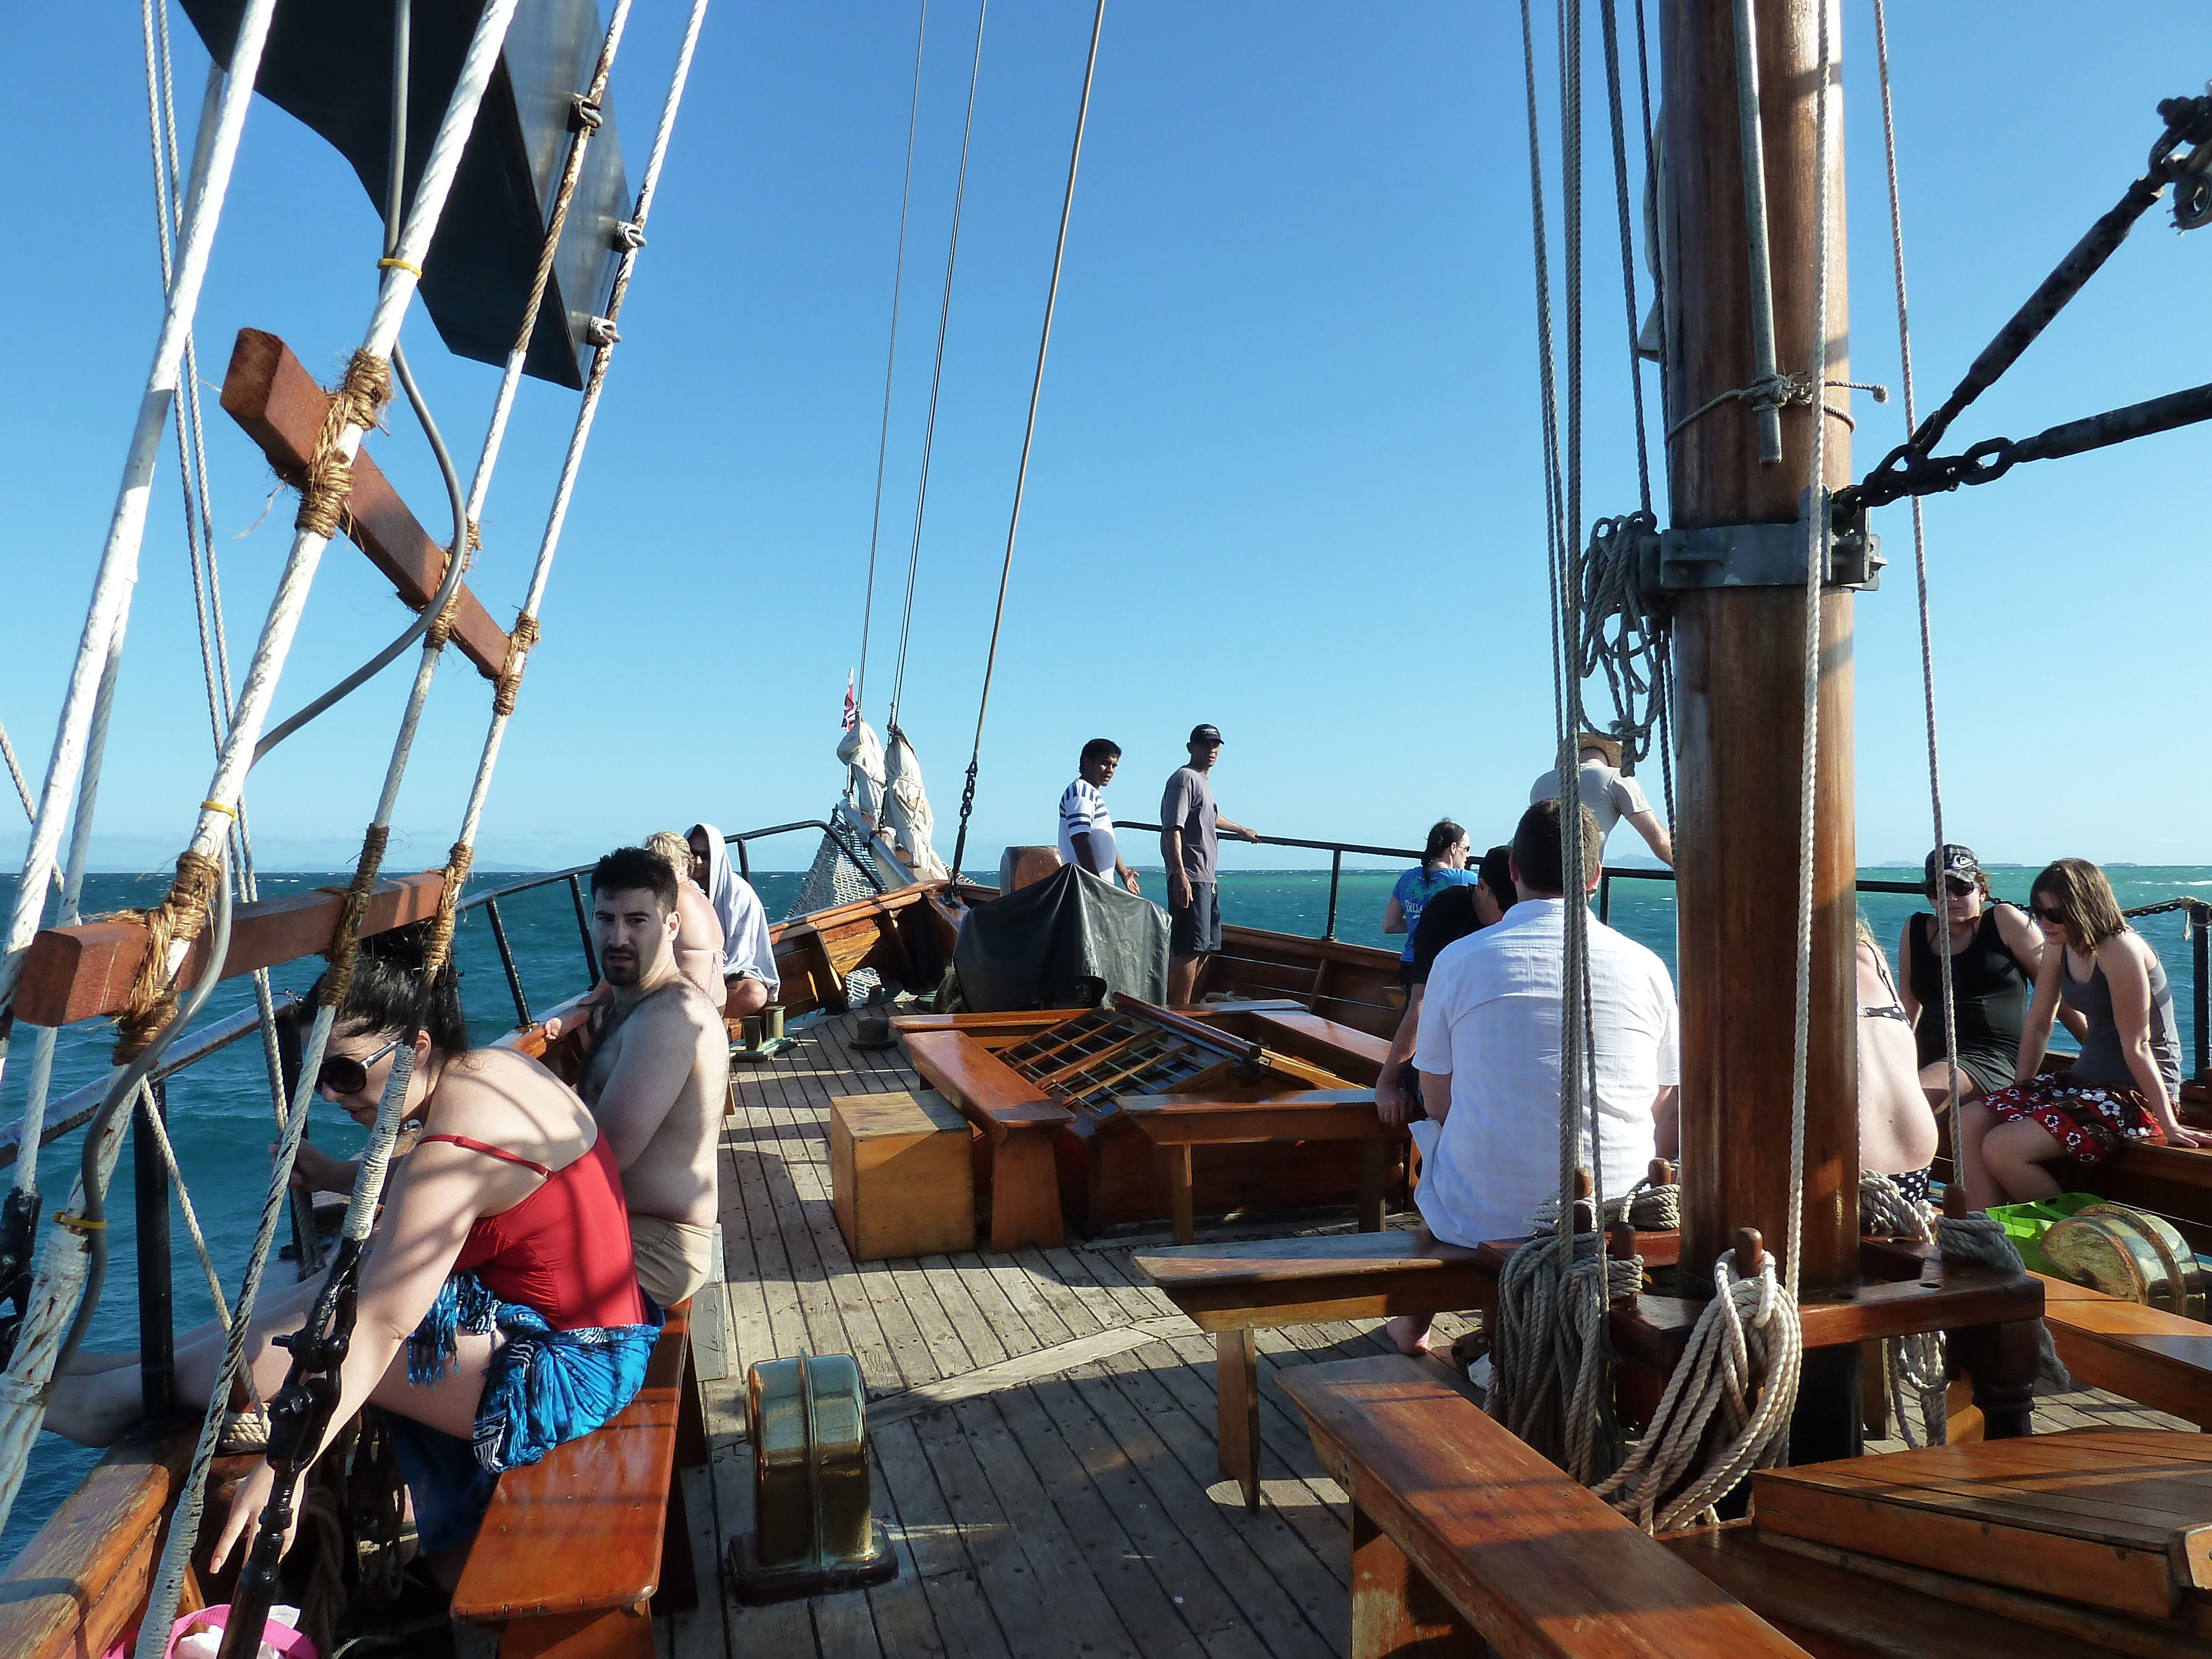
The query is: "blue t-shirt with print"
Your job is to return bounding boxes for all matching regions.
[1391,866,1477,961]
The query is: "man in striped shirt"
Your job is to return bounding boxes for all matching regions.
[1058,738,1142,894]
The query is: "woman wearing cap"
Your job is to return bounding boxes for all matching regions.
[1898,844,2073,1114]
[1381,820,1477,990]
[1959,858,2211,1207]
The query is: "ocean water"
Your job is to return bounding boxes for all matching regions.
[0,859,2204,1556]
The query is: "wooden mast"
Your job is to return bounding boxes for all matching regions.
[1661,0,1858,1426]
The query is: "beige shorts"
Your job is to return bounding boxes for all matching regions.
[630,1214,717,1311]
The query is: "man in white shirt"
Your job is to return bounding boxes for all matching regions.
[1057,739,1141,894]
[1386,796,1680,1356]
[1530,732,1673,866]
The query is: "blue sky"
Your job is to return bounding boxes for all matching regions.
[3,2,2209,879]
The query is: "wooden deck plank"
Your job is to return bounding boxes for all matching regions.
[752,1060,877,1374]
[871,1418,1011,1658]
[727,1099,813,1363]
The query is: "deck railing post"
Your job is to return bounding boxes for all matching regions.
[2196,910,2209,1082]
[1324,850,1343,941]
[135,1078,175,1431]
[1599,871,1613,924]
[567,873,601,988]
[486,898,530,1029]
[736,836,751,883]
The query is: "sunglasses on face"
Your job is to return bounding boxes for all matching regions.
[2032,904,2069,925]
[319,1036,405,1098]
[1929,875,1975,899]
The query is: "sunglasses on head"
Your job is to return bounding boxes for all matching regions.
[318,1036,405,1097]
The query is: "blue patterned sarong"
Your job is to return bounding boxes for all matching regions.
[383,1271,664,1553]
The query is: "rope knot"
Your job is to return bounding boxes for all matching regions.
[492,612,539,717]
[320,823,393,1010]
[295,351,394,540]
[422,842,476,974]
[109,848,225,1063]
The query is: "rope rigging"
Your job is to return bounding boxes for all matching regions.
[854,0,931,730]
[886,0,990,736]
[947,0,1107,885]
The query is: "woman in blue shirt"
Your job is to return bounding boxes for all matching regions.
[1383,819,1476,988]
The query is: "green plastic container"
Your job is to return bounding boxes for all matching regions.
[1983,1192,2104,1276]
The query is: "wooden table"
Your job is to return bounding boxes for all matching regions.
[1115,1087,1406,1244]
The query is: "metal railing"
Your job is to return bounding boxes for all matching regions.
[1597,865,2212,1081]
[1115,821,1421,942]
[458,818,883,1030]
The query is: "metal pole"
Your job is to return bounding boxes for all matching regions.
[736,836,751,884]
[486,897,530,1028]
[1324,849,1342,941]
[134,1081,176,1430]
[1729,0,1786,465]
[2195,914,2208,1082]
[567,873,600,987]
[1599,870,1613,924]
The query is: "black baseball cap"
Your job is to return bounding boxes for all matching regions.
[1924,844,1981,888]
[1188,724,1224,745]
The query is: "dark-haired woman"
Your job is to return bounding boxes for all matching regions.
[1959,858,2211,1207]
[1383,820,1476,990]
[46,942,661,1572]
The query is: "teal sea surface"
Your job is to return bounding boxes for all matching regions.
[0,859,2205,1556]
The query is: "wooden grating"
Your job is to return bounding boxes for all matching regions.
[996,1006,1253,1115]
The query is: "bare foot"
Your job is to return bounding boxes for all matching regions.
[1384,1314,1434,1356]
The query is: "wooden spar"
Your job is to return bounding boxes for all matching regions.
[1663,0,1858,1307]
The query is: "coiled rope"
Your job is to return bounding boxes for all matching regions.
[1527,1178,1680,1237]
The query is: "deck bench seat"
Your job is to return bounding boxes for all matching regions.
[1133,1227,1677,1509]
[451,1300,706,1657]
[2032,1271,2212,1428]
[1276,1353,1809,1659]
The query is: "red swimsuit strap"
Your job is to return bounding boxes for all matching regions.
[416,1133,553,1177]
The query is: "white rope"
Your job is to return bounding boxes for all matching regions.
[0,719,30,823]
[1872,0,1963,1157]
[1528,1179,1680,1236]
[0,0,278,1068]
[1594,1248,1802,1530]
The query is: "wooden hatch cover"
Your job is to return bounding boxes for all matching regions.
[1754,1428,2212,1623]
[992,994,1348,1117]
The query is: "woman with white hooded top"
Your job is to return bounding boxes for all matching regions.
[688,822,781,1019]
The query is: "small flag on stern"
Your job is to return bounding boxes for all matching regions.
[841,670,857,732]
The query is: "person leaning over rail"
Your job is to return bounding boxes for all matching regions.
[1958,857,2211,1208]
[46,928,661,1577]
[1161,723,1261,1005]
[688,821,780,1020]
[1058,737,1142,894]
[1528,732,1673,867]
[560,846,732,1311]
[1381,819,1479,992]
[1899,842,2083,1116]
[1374,844,1516,1126]
[1384,798,1678,1359]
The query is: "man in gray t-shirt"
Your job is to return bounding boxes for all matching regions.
[1161,723,1261,1004]
[1530,734,1673,866]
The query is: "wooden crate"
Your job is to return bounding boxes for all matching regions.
[829,1090,976,1260]
[1754,1428,2212,1622]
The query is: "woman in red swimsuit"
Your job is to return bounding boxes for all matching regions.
[48,935,661,1563]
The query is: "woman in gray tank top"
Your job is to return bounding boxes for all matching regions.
[1958,858,2210,1208]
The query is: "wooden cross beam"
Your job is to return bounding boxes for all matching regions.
[12,872,446,1027]
[220,329,509,681]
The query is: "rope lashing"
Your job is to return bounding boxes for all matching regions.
[1663,368,1814,442]
[375,256,423,277]
[492,612,540,718]
[422,528,476,651]
[1594,1244,1803,1531]
[293,351,393,539]
[109,848,224,1063]
[320,823,391,1010]
[422,842,476,975]
[1527,1177,1679,1236]
[1485,1228,1639,1484]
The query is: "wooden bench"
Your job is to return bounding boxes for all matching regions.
[1116,1088,1408,1244]
[2033,1271,2212,1428]
[896,1025,1074,1251]
[451,1300,707,1657]
[1134,1230,1496,1510]
[1276,1354,1812,1658]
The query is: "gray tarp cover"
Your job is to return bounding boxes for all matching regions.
[954,864,1170,1011]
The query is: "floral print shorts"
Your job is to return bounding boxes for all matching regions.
[1981,1073,2166,1167]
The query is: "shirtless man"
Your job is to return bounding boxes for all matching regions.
[573,846,731,1310]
